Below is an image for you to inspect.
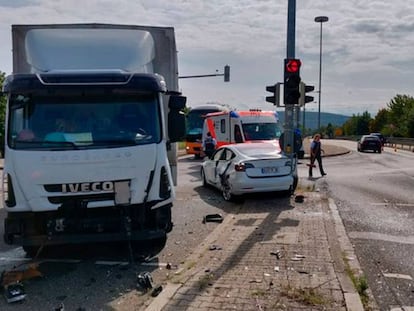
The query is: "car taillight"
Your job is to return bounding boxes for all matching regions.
[234,162,254,172]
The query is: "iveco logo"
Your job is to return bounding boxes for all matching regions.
[62,181,114,193]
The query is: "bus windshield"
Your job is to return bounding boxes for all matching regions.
[242,122,282,141]
[8,93,161,150]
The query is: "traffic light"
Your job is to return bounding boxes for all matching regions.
[299,82,315,106]
[284,58,301,105]
[266,83,281,106]
[224,65,230,82]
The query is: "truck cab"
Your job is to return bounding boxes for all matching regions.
[2,24,186,256]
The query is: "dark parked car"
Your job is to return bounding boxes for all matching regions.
[357,135,382,153]
[370,132,386,146]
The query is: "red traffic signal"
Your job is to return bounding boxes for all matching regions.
[285,59,301,73]
[284,58,301,105]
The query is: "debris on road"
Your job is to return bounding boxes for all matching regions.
[203,214,224,224]
[136,272,153,292]
[3,282,26,303]
[151,285,163,297]
[291,254,306,261]
[294,195,305,203]
[1,263,43,287]
[209,244,222,251]
[270,250,281,259]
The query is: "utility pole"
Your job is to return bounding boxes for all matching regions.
[284,0,296,156]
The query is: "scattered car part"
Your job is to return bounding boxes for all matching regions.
[203,214,224,224]
[136,272,153,291]
[4,282,26,303]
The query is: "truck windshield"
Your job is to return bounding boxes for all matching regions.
[242,123,282,141]
[8,93,161,150]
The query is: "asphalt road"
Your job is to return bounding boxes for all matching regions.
[0,140,412,310]
[303,140,414,311]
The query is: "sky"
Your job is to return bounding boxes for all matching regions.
[1,0,414,117]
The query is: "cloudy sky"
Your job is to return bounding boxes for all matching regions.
[1,0,413,116]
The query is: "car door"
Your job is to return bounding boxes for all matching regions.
[214,148,236,187]
[203,148,224,184]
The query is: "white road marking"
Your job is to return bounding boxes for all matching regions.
[396,203,414,207]
[348,231,414,245]
[369,202,414,207]
[390,307,414,311]
[383,273,412,280]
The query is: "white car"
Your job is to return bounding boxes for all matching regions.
[200,142,298,202]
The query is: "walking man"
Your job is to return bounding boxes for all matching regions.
[309,133,327,178]
[203,132,217,158]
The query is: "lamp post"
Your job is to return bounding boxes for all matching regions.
[314,16,328,131]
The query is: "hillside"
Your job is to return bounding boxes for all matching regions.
[276,110,350,130]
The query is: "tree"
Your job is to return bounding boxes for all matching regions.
[326,123,334,138]
[342,111,371,136]
[369,108,389,133]
[387,94,414,137]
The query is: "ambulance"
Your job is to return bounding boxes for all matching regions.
[202,109,282,148]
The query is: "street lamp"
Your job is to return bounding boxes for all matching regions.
[314,16,328,131]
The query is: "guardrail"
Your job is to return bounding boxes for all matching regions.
[335,136,414,152]
[385,137,414,152]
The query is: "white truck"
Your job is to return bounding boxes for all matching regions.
[1,23,186,256]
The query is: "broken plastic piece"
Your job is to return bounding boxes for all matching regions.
[4,283,26,303]
[208,245,222,251]
[1,263,42,287]
[137,272,153,290]
[202,214,223,224]
[294,195,304,203]
[151,285,163,297]
[270,250,281,259]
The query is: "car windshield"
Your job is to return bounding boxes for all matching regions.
[242,123,282,140]
[236,143,280,157]
[364,136,379,141]
[8,93,161,150]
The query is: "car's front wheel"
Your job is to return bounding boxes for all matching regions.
[221,179,243,203]
[222,187,243,203]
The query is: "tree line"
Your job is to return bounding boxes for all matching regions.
[341,94,414,138]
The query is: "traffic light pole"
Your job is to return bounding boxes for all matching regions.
[284,0,296,156]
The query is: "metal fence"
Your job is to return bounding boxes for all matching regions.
[336,136,414,152]
[385,137,414,152]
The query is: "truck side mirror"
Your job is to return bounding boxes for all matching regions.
[168,95,187,142]
[168,95,186,110]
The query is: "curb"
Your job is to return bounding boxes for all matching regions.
[327,197,365,311]
[145,191,375,311]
